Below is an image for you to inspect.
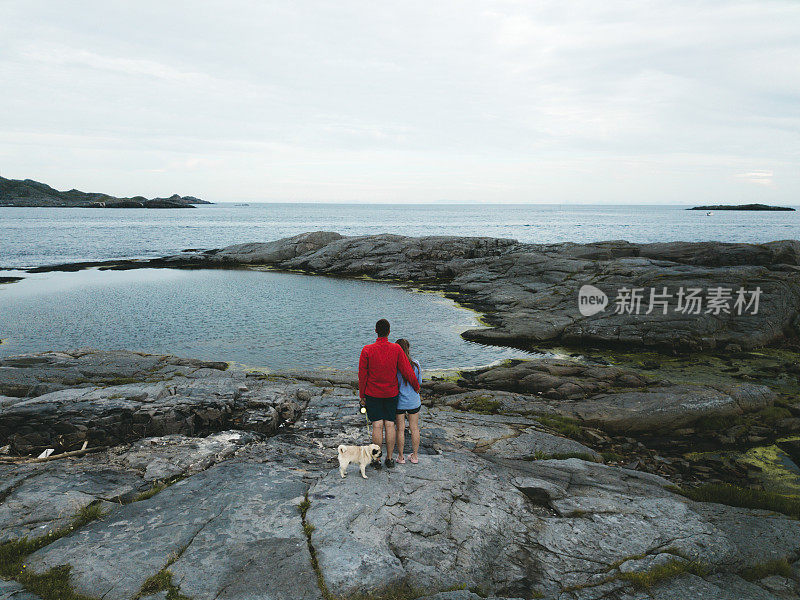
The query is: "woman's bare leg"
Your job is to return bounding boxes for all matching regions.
[395,413,406,460]
[409,412,420,459]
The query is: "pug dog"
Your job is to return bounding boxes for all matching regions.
[338,443,382,479]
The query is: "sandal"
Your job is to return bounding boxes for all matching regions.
[396,455,406,464]
[409,454,419,464]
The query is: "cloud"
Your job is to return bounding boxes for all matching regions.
[17,43,270,98]
[21,44,213,85]
[735,171,774,186]
[0,0,798,203]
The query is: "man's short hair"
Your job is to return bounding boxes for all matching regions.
[375,319,390,337]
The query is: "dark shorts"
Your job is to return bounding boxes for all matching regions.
[396,405,421,415]
[364,395,398,422]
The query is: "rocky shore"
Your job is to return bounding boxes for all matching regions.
[22,231,800,351]
[2,232,800,599]
[2,349,800,600]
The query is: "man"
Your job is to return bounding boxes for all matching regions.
[358,319,420,468]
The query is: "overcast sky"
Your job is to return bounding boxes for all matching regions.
[1,1,798,204]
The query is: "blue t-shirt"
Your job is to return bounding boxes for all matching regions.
[396,360,422,410]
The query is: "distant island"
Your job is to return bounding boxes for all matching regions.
[689,203,795,211]
[0,177,211,208]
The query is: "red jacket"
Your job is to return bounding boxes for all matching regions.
[358,337,420,398]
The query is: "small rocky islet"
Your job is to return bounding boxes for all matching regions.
[2,232,800,600]
[688,204,796,211]
[0,177,209,208]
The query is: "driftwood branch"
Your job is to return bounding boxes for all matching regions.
[0,446,104,464]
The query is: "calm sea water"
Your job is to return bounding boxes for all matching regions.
[1,203,797,368]
[2,203,799,269]
[0,268,532,369]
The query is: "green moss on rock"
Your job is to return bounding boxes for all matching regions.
[0,502,107,578]
[668,482,800,518]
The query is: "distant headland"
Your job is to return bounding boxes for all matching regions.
[0,177,211,208]
[689,203,795,211]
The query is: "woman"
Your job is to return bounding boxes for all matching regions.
[394,338,422,464]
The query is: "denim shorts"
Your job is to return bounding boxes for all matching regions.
[364,395,398,422]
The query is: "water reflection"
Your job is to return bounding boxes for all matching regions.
[0,268,531,369]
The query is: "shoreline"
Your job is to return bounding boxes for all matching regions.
[4,232,800,347]
[10,230,799,351]
[2,231,800,599]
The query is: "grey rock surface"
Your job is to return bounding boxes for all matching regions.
[418,593,509,600]
[307,452,800,599]
[0,350,310,453]
[2,350,798,600]
[459,358,656,399]
[107,430,260,481]
[570,381,775,433]
[757,574,799,599]
[0,459,142,542]
[436,359,776,433]
[0,430,260,543]
[649,573,784,600]
[26,461,319,600]
[204,231,344,264]
[0,580,43,600]
[423,407,600,459]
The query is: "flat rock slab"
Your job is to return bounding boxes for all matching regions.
[436,379,775,434]
[0,460,144,543]
[423,407,600,459]
[307,453,800,598]
[26,461,320,600]
[106,430,261,481]
[418,593,510,600]
[461,359,654,400]
[307,451,542,598]
[0,350,311,453]
[648,573,785,600]
[493,427,597,459]
[0,349,226,398]
[508,458,800,575]
[0,430,265,544]
[569,382,775,433]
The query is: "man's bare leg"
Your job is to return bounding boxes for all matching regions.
[384,420,396,462]
[371,420,383,447]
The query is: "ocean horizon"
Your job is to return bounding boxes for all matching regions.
[2,202,799,270]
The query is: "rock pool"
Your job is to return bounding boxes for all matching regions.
[0,268,530,369]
